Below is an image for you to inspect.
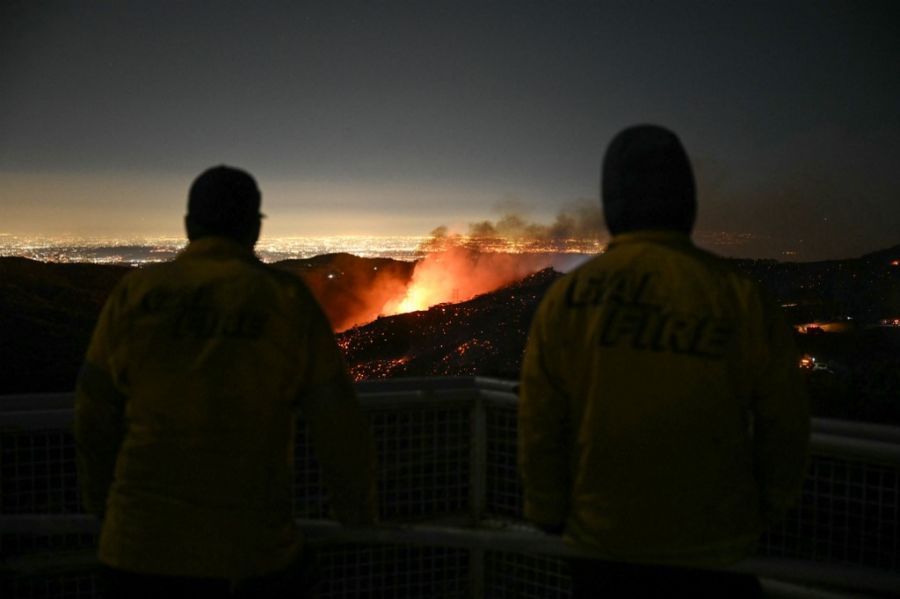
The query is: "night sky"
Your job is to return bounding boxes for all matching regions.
[2,1,898,260]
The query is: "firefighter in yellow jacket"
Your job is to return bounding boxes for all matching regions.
[75,166,376,597]
[519,126,809,597]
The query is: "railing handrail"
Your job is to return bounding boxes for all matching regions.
[3,377,900,597]
[3,515,899,596]
[3,378,900,463]
[0,377,517,410]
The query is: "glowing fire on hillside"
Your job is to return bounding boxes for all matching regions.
[381,245,573,316]
[379,210,605,317]
[311,240,600,331]
[306,206,605,331]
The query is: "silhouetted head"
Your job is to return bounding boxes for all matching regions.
[601,125,696,236]
[185,165,263,246]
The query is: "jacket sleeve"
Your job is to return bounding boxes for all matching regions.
[297,308,378,526]
[518,291,571,528]
[74,284,128,516]
[752,298,810,524]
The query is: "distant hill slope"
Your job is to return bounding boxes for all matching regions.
[274,253,415,330]
[733,242,900,323]
[0,257,130,393]
[0,254,414,393]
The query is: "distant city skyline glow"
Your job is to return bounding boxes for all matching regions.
[2,2,898,261]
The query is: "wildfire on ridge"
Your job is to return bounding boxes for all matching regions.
[299,240,595,331]
[373,207,604,317]
[309,206,606,330]
[379,243,590,317]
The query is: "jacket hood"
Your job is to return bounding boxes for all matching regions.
[601,125,696,235]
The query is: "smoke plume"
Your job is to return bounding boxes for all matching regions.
[467,201,605,246]
[382,204,604,315]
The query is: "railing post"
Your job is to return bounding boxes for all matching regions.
[469,394,488,598]
[469,547,485,599]
[471,394,487,524]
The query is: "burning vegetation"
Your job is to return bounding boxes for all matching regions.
[381,243,578,316]
[284,206,606,331]
[337,268,563,381]
[283,243,580,332]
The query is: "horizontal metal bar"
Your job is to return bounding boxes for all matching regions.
[0,409,75,430]
[357,392,473,410]
[356,376,510,394]
[810,432,900,464]
[5,423,898,471]
[3,378,898,441]
[0,393,74,411]
[813,417,900,445]
[0,513,99,535]
[3,515,898,595]
[477,389,518,407]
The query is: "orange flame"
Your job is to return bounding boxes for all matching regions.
[382,245,565,316]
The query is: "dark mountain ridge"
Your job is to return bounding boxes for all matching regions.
[732,243,900,324]
[0,253,413,393]
[0,258,131,394]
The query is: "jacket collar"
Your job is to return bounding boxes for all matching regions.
[178,236,258,261]
[606,230,694,251]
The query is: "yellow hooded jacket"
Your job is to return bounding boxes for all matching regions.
[75,237,376,580]
[519,231,809,566]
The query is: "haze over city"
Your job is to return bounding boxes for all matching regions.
[2,1,899,260]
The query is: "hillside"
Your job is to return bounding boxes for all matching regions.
[0,258,130,393]
[274,253,415,331]
[337,268,560,381]
[0,253,413,393]
[733,243,900,323]
[1,243,898,425]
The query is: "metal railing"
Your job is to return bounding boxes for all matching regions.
[2,377,899,597]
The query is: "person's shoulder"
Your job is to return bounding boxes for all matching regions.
[680,245,775,313]
[540,254,606,306]
[129,261,173,280]
[88,262,183,319]
[254,261,319,302]
[255,260,301,285]
[107,262,170,298]
[678,243,758,283]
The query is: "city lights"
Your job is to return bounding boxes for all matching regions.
[0,234,606,265]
